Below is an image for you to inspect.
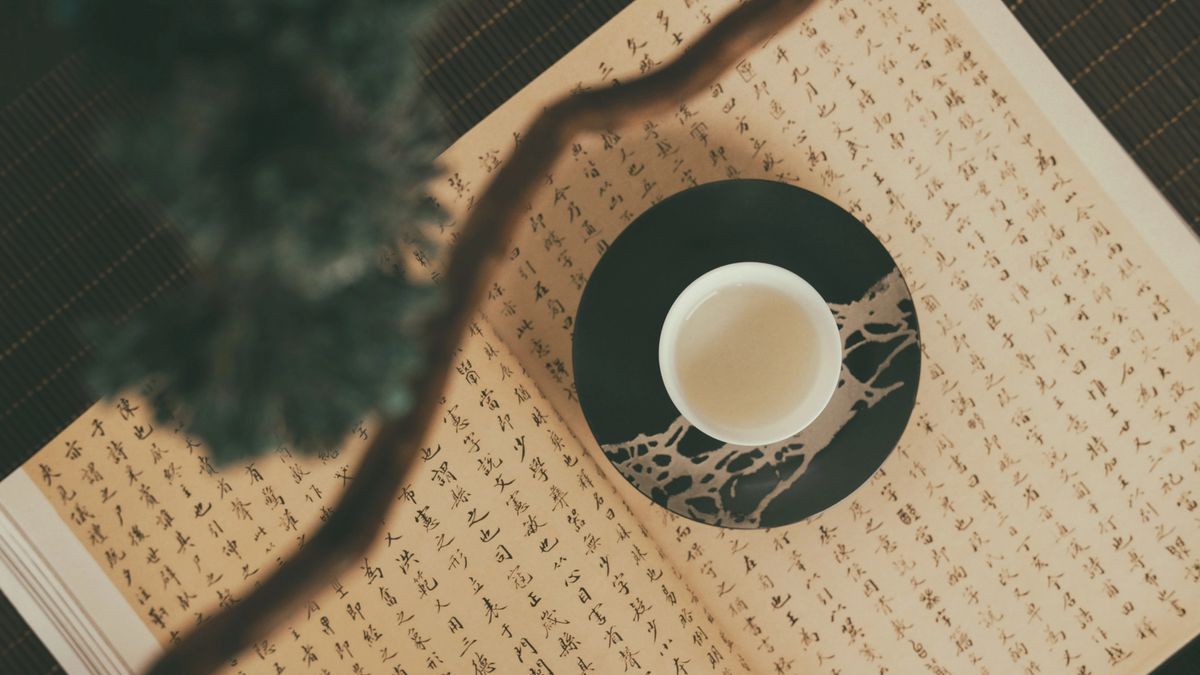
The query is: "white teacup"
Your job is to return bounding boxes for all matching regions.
[658,262,842,446]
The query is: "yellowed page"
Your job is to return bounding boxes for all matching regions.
[21,320,746,673]
[431,1,1200,673]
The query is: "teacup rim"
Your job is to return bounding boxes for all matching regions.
[657,261,843,447]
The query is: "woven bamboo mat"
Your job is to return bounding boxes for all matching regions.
[0,1,1196,672]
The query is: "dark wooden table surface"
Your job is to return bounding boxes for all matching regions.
[1,0,1197,672]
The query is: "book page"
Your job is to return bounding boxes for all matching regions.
[431,0,1200,673]
[19,320,747,673]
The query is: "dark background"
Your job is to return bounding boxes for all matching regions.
[1,0,1197,671]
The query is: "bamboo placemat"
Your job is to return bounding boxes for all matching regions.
[1009,0,1200,229]
[0,1,1196,672]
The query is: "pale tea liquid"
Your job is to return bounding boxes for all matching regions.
[673,283,820,435]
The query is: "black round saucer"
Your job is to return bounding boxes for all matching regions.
[573,180,921,528]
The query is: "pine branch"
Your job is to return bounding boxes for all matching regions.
[143,1,816,672]
[70,0,448,463]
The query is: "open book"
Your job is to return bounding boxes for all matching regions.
[3,0,1198,673]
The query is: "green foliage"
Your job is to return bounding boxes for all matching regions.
[58,0,448,462]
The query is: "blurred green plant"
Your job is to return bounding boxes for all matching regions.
[55,0,448,463]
